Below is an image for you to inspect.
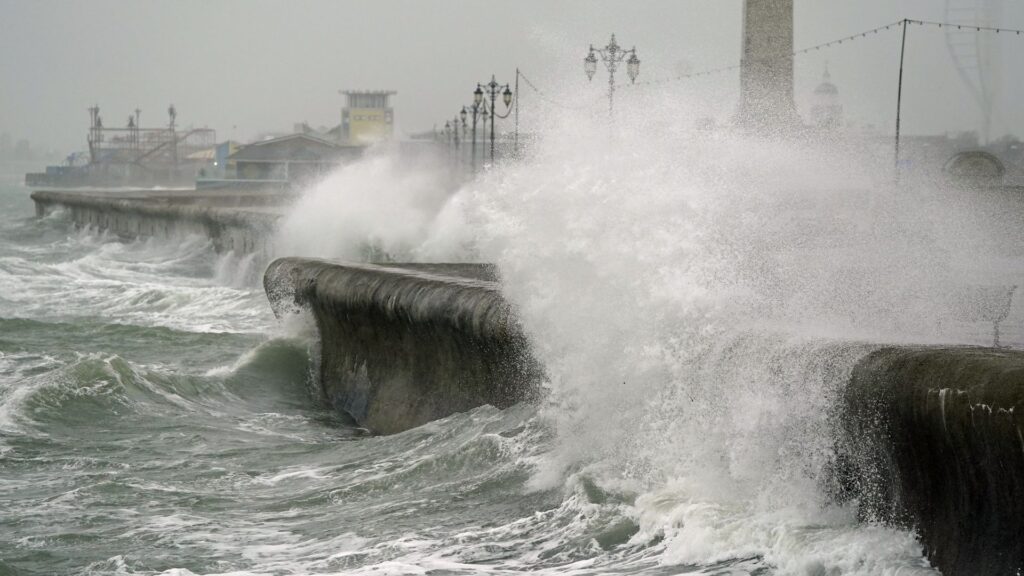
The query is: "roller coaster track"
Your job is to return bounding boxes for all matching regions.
[131,129,208,168]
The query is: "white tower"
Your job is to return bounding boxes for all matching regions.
[735,0,800,132]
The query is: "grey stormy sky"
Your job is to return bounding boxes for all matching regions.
[2,0,1023,154]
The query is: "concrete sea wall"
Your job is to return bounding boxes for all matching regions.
[263,257,541,434]
[31,189,282,253]
[264,257,1023,573]
[840,347,1024,576]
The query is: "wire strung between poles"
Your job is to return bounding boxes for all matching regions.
[629,20,906,88]
[517,70,603,111]
[628,17,1024,89]
[630,63,742,87]
[513,18,1024,104]
[906,18,1024,35]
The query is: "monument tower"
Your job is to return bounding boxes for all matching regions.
[735,0,800,131]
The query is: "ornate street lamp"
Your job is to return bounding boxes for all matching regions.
[452,114,461,151]
[476,75,514,163]
[584,51,598,81]
[480,106,490,163]
[584,34,640,117]
[627,52,640,83]
[462,104,481,173]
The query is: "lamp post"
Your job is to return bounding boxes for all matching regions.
[450,113,465,171]
[475,76,513,163]
[481,106,490,165]
[168,104,179,168]
[584,34,640,117]
[452,114,461,152]
[894,18,908,185]
[461,105,481,173]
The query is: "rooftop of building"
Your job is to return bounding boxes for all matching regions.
[341,90,397,96]
[229,133,361,163]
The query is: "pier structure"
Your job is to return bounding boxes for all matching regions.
[85,104,215,168]
[31,188,282,254]
[26,105,217,188]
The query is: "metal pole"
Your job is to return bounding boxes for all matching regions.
[88,106,96,163]
[490,76,497,163]
[514,68,520,157]
[608,56,616,118]
[454,116,460,152]
[471,106,478,173]
[169,106,178,170]
[894,18,908,184]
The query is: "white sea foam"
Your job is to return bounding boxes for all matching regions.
[0,350,63,434]
[273,146,472,263]
[0,226,271,333]
[455,106,963,571]
[260,81,1022,572]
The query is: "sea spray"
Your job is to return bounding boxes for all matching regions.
[273,145,474,263]
[455,98,1014,569]
[258,90,1023,570]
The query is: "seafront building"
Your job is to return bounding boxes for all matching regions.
[731,1,1018,189]
[798,64,1020,187]
[810,66,843,130]
[338,90,396,145]
[214,89,401,188]
[228,133,363,183]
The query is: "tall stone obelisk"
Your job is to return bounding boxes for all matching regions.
[735,0,800,132]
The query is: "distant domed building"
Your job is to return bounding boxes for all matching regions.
[943,150,1005,187]
[811,64,843,130]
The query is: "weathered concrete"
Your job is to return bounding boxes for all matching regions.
[32,189,284,253]
[263,257,540,434]
[839,346,1024,576]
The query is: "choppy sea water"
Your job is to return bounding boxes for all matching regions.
[0,162,942,576]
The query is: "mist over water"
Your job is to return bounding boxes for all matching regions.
[3,72,1021,576]
[455,108,969,572]
[267,88,1024,573]
[274,149,473,263]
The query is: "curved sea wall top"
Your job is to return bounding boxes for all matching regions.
[840,346,1024,575]
[264,257,541,434]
